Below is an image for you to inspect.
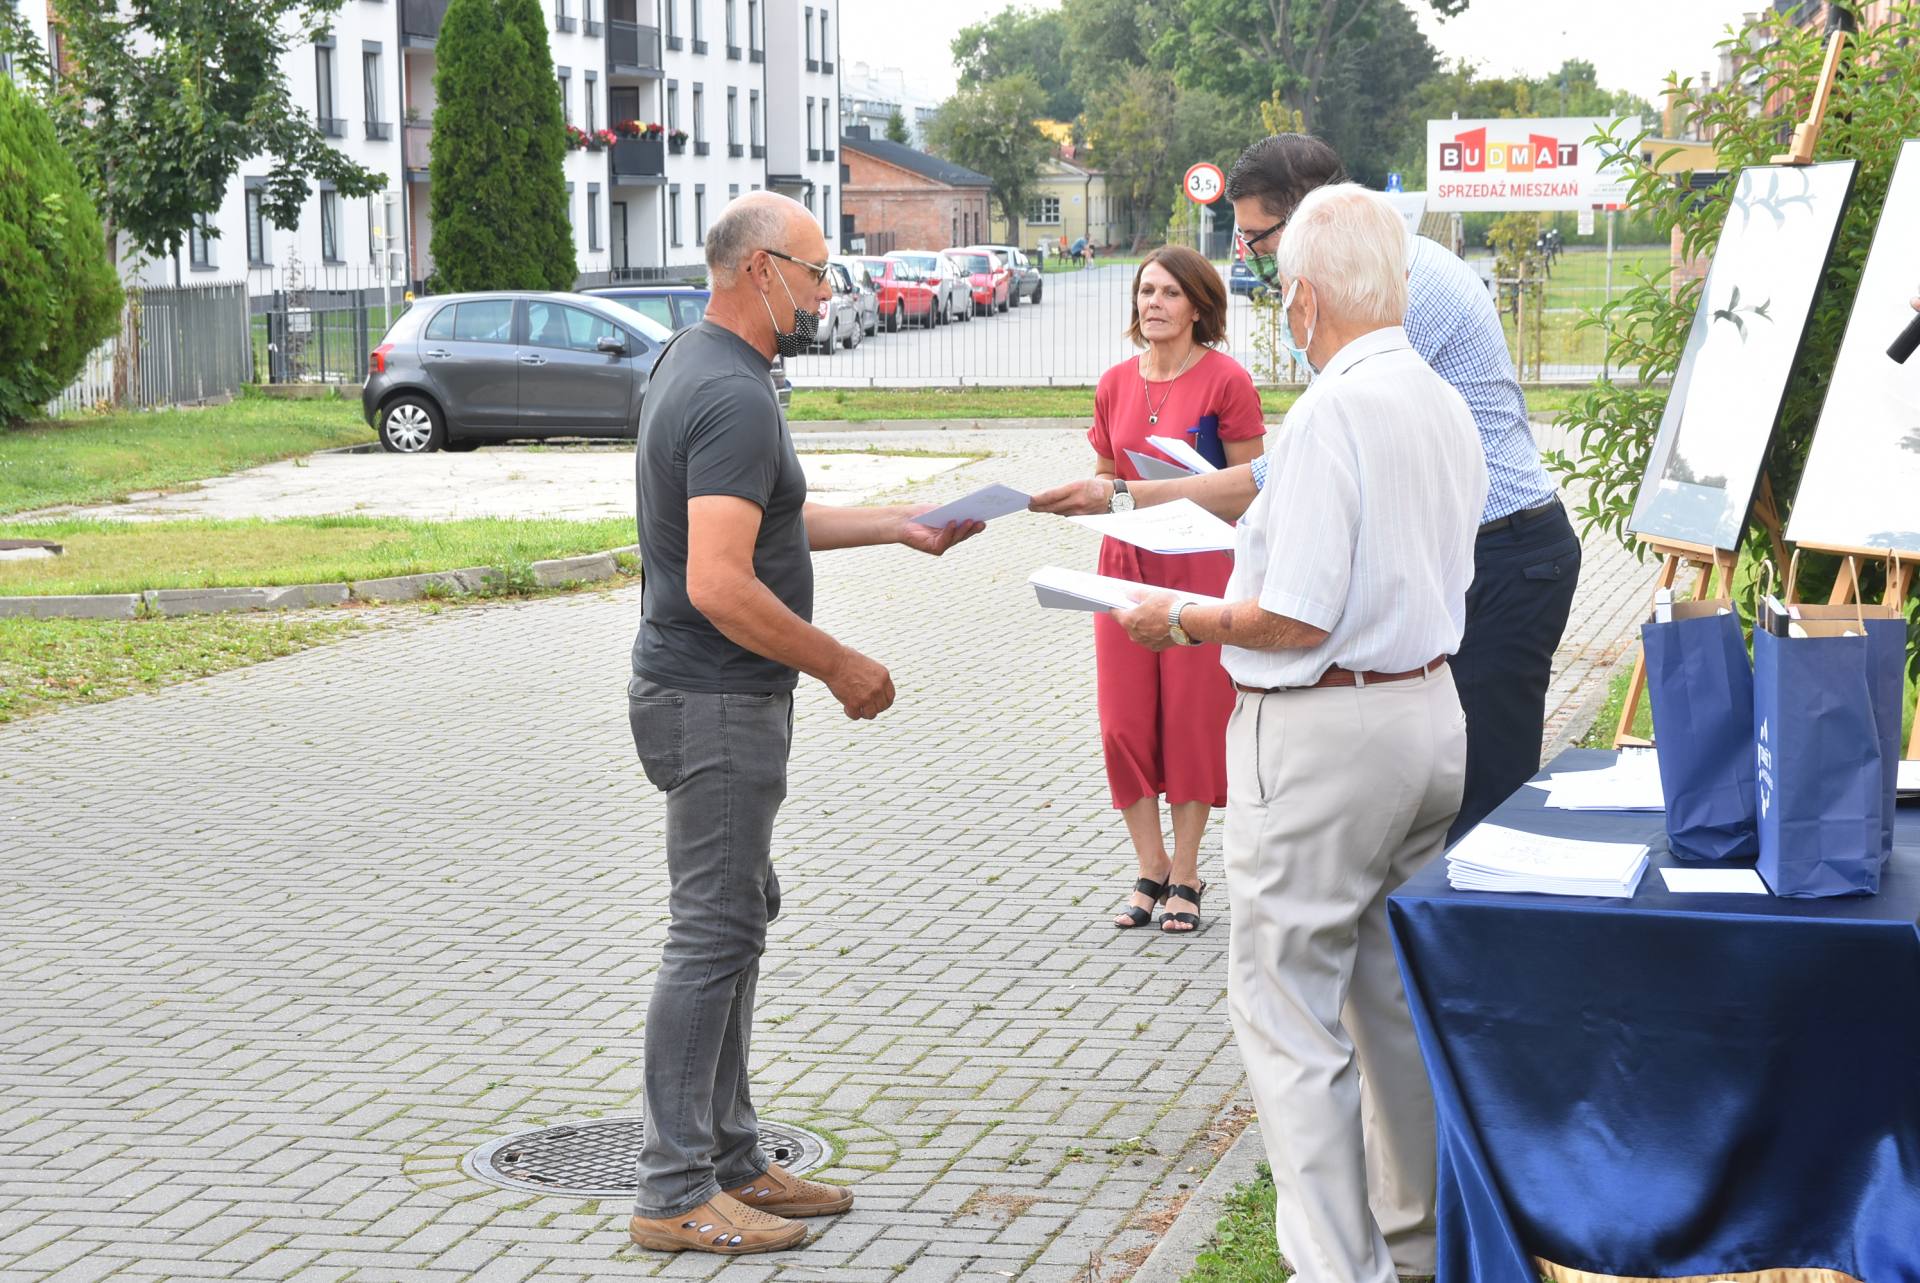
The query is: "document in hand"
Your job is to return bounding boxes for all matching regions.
[1027,567,1225,613]
[909,484,1031,528]
[1067,499,1237,554]
[1145,435,1219,474]
[1445,825,1650,898]
[1125,449,1198,481]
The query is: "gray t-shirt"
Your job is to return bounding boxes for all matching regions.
[631,322,812,694]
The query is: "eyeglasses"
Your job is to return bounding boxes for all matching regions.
[764,248,829,284]
[1233,215,1288,254]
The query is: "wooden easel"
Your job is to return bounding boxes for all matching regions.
[1612,538,1738,748]
[1796,544,1920,760]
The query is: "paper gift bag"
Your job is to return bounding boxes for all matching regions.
[1754,613,1894,897]
[1642,601,1757,860]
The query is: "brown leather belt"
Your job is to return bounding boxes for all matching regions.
[1235,656,1446,695]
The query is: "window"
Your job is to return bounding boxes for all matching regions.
[747,0,760,56]
[664,0,676,42]
[245,183,269,265]
[694,185,706,245]
[565,182,574,235]
[361,46,384,135]
[725,0,737,53]
[749,90,761,146]
[315,39,341,136]
[320,188,341,262]
[669,184,681,246]
[527,301,617,351]
[1027,195,1061,225]
[558,68,571,125]
[554,0,574,32]
[727,88,737,145]
[188,214,215,270]
[819,9,829,67]
[690,0,703,48]
[691,83,704,146]
[623,296,675,328]
[666,81,679,131]
[729,183,739,201]
[588,183,601,250]
[806,96,814,150]
[820,98,830,155]
[451,299,516,342]
[366,194,381,264]
[585,70,597,133]
[822,185,830,234]
[804,5,813,60]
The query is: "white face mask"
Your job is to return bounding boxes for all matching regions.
[1278,278,1317,373]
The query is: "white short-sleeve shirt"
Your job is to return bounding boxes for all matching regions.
[1222,326,1488,689]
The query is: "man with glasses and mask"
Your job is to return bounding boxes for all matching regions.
[1032,133,1582,845]
[625,191,981,1256]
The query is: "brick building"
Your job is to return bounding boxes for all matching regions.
[840,126,992,253]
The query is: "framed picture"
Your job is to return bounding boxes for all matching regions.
[1786,139,1920,559]
[1627,160,1856,553]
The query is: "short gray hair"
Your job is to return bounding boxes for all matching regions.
[705,200,788,282]
[1275,183,1407,328]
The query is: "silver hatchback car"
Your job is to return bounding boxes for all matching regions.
[362,291,674,452]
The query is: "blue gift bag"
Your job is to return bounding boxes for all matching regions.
[1642,602,1757,860]
[1779,603,1907,860]
[1185,414,1227,469]
[1754,618,1893,897]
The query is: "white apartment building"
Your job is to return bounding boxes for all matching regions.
[4,0,839,292]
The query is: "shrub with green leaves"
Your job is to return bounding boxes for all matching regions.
[427,0,576,291]
[0,76,123,426]
[1550,4,1920,662]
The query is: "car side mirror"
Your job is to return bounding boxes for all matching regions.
[597,335,628,356]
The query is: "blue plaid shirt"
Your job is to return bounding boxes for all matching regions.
[1251,235,1555,525]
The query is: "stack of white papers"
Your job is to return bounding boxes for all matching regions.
[1145,435,1219,474]
[1027,567,1225,613]
[1524,749,1664,811]
[1446,825,1650,898]
[1068,499,1238,554]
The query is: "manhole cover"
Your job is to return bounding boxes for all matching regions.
[462,1115,830,1198]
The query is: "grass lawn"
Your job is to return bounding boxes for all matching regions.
[793,386,1302,421]
[2,393,375,516]
[0,613,364,723]
[0,516,637,596]
[1182,1165,1288,1283]
[1468,245,1671,372]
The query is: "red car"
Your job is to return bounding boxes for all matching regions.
[860,256,938,331]
[952,247,1012,315]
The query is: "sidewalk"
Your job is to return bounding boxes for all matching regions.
[0,427,1654,1283]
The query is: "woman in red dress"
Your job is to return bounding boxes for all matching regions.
[1088,245,1266,935]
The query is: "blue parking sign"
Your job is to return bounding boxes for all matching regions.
[1385,172,1404,193]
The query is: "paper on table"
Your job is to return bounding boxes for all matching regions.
[1068,499,1237,554]
[1899,759,1920,796]
[1535,750,1665,811]
[1028,567,1224,613]
[909,483,1031,528]
[1145,435,1219,474]
[1446,824,1649,897]
[1125,448,1197,481]
[1659,866,1769,894]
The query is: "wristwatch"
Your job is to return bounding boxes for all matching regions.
[1109,478,1136,513]
[1168,600,1196,646]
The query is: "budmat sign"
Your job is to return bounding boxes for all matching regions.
[1425,116,1632,211]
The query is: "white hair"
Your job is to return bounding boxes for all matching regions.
[705,199,789,283]
[1274,183,1408,328]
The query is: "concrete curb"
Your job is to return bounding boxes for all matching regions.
[1130,1108,1267,1283]
[0,546,640,620]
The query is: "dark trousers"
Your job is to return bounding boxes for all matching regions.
[1446,500,1582,843]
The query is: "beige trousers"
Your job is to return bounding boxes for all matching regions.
[1224,667,1467,1283]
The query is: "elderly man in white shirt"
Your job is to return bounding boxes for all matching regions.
[1111,184,1486,1283]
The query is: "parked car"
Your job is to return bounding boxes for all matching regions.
[1228,255,1270,300]
[949,248,1011,315]
[581,284,792,409]
[887,251,971,325]
[831,256,881,336]
[810,263,866,354]
[859,256,938,331]
[364,291,673,452]
[977,244,1043,305]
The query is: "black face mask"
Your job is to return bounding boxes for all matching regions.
[758,266,821,358]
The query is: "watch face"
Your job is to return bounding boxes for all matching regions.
[1112,491,1136,512]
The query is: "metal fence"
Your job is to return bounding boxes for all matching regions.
[46,282,252,416]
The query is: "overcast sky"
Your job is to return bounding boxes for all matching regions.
[839,0,1751,111]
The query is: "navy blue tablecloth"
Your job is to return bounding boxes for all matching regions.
[1387,749,1920,1282]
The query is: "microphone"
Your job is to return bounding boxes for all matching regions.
[1889,310,1920,364]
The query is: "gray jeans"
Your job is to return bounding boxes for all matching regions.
[627,675,792,1218]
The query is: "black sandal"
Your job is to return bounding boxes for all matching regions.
[1114,877,1169,929]
[1159,882,1205,934]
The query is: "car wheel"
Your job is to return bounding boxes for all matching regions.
[846,323,861,350]
[1031,284,1043,305]
[379,395,445,453]
[998,296,1009,313]
[889,303,903,333]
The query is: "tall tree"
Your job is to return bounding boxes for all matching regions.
[925,76,1054,235]
[1083,70,1259,244]
[1060,0,1176,106]
[1310,0,1439,186]
[885,108,912,145]
[428,0,576,290]
[951,6,1080,120]
[0,0,383,271]
[0,75,122,425]
[1164,0,1471,136]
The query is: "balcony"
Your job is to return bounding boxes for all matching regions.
[807,147,820,161]
[402,0,449,44]
[666,33,682,49]
[585,18,601,34]
[822,59,833,72]
[404,121,433,172]
[555,11,576,30]
[692,37,708,53]
[749,47,763,63]
[726,43,740,58]
[822,148,834,161]
[318,116,347,138]
[611,136,667,181]
[750,143,764,158]
[694,140,710,156]
[806,57,818,72]
[728,142,742,157]
[365,120,393,140]
[609,20,661,72]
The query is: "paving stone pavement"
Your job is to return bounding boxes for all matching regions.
[0,425,1655,1283]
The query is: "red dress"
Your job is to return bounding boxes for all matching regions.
[1089,348,1266,810]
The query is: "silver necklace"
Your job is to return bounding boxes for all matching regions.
[1142,346,1200,425]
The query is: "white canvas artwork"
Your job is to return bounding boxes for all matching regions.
[1787,139,1920,557]
[1628,161,1856,553]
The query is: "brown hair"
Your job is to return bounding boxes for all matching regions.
[1125,245,1229,348]
[1225,134,1347,219]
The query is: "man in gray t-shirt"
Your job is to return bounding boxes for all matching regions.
[625,193,980,1258]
